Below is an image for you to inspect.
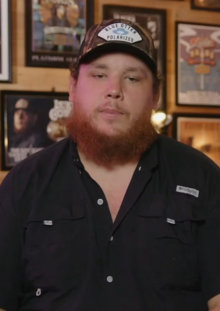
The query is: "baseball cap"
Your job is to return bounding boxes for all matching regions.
[77,18,157,73]
[14,98,37,113]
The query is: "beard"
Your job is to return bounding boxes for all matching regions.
[66,105,158,167]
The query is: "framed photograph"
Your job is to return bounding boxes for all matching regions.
[25,0,94,68]
[173,113,220,166]
[191,0,220,11]
[103,5,167,110]
[1,90,72,170]
[176,22,220,107]
[0,0,12,82]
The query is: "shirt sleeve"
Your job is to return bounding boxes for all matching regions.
[198,177,220,302]
[0,171,23,311]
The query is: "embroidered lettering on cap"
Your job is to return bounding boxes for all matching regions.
[43,220,53,226]
[98,23,142,44]
[176,185,199,198]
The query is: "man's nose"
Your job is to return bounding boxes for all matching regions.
[105,78,124,100]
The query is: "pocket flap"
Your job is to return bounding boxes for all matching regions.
[26,202,85,224]
[137,193,205,223]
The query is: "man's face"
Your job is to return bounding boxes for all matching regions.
[69,52,159,136]
[14,109,37,134]
[68,52,159,165]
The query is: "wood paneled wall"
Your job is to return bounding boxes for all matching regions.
[0,0,219,183]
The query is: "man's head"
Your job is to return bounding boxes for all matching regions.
[67,18,161,166]
[13,99,38,134]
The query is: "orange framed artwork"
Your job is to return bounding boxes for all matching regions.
[173,113,220,167]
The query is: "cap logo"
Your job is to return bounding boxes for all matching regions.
[98,23,142,44]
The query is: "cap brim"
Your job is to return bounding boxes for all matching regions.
[79,42,157,73]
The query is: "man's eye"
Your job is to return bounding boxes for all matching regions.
[93,74,105,79]
[127,76,139,82]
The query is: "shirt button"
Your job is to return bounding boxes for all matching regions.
[110,236,114,241]
[138,166,142,171]
[97,198,104,205]
[107,276,113,283]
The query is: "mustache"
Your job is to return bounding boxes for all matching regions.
[96,102,128,115]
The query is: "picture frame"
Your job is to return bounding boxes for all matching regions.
[1,90,72,170]
[0,0,12,83]
[173,113,220,167]
[25,0,94,68]
[191,0,220,11]
[176,22,220,107]
[103,5,167,110]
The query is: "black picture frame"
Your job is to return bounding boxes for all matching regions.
[0,0,12,83]
[176,21,220,107]
[173,113,220,166]
[103,5,167,110]
[25,0,94,68]
[1,90,71,170]
[191,0,220,11]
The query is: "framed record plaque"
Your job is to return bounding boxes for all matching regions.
[25,0,94,68]
[0,0,12,82]
[103,5,167,110]
[1,90,71,170]
[176,22,220,107]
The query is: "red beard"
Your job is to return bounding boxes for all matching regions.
[66,107,158,167]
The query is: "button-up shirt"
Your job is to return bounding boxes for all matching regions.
[0,135,220,311]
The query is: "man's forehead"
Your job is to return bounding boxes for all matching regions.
[85,55,150,73]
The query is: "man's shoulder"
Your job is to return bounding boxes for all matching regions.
[2,137,71,186]
[158,134,220,172]
[18,137,70,167]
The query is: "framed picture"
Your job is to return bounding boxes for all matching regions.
[176,22,220,107]
[191,0,220,11]
[173,113,220,166]
[1,90,72,170]
[25,0,94,68]
[0,0,12,82]
[103,5,167,110]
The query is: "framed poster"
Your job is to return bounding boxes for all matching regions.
[25,0,94,68]
[1,90,72,170]
[191,0,220,11]
[0,0,12,82]
[103,5,167,110]
[176,22,220,107]
[173,113,220,166]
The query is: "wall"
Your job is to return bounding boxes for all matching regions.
[0,0,219,183]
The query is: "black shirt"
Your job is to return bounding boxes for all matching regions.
[0,135,220,311]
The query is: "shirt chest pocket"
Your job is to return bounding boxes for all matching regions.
[133,195,205,285]
[22,204,87,290]
[24,204,85,246]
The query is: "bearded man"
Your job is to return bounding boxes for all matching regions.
[1,18,220,311]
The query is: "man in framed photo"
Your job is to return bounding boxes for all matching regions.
[1,17,220,311]
[10,98,52,148]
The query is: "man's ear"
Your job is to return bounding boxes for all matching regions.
[152,90,160,110]
[69,76,77,102]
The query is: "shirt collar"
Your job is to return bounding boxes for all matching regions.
[69,135,159,171]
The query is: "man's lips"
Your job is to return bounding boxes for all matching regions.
[100,108,123,115]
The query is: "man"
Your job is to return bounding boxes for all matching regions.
[10,98,52,149]
[0,18,220,311]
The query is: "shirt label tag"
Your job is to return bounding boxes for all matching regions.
[176,185,199,198]
[43,220,53,226]
[167,218,176,225]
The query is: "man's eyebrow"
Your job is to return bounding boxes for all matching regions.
[88,63,109,70]
[124,67,147,75]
